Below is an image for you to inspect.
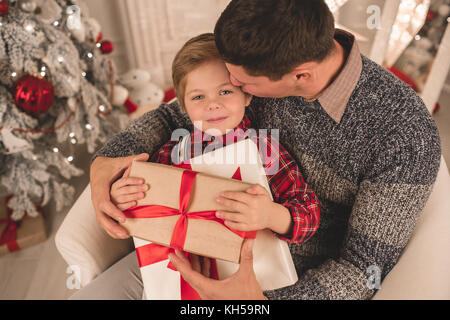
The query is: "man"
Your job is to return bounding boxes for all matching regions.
[87,0,440,300]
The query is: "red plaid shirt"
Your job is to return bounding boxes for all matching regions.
[150,116,320,245]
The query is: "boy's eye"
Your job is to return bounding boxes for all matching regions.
[192,95,204,100]
[220,90,232,95]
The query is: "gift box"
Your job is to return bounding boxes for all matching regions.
[121,161,255,263]
[122,138,298,300]
[0,196,47,257]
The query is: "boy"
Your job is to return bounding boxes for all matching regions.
[111,33,320,244]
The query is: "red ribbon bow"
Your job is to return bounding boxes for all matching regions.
[0,196,20,252]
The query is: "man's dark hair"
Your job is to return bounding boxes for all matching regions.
[214,0,336,80]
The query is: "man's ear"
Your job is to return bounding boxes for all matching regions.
[291,65,311,82]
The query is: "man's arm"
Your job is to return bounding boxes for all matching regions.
[93,101,191,160]
[90,101,191,238]
[265,117,441,300]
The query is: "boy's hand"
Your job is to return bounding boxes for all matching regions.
[110,165,150,211]
[215,184,291,234]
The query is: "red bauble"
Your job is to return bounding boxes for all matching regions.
[0,0,9,16]
[96,32,103,43]
[100,40,114,54]
[163,87,176,103]
[14,75,55,114]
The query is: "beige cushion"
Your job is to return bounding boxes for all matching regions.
[55,185,133,287]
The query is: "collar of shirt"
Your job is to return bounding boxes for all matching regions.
[308,29,363,124]
[190,115,252,146]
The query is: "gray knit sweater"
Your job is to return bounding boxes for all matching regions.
[94,55,441,300]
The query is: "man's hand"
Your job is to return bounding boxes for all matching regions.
[168,239,267,300]
[90,153,149,239]
[215,184,292,235]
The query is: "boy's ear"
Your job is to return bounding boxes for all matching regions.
[244,94,253,107]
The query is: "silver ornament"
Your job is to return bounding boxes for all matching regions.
[19,0,37,12]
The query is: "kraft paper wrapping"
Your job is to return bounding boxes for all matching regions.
[120,161,254,263]
[0,197,46,257]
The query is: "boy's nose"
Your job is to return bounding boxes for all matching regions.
[208,102,221,111]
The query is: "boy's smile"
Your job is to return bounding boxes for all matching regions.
[184,59,252,136]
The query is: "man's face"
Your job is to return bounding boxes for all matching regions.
[225,63,296,98]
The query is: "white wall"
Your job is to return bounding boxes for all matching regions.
[84,0,132,74]
[86,0,231,90]
[86,0,377,90]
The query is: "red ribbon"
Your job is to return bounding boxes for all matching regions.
[123,168,256,299]
[135,242,218,299]
[0,196,20,252]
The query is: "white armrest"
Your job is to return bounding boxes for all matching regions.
[373,156,450,299]
[55,184,133,287]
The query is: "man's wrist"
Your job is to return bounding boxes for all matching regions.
[91,156,127,185]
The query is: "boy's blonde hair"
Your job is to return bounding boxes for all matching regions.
[172,33,222,111]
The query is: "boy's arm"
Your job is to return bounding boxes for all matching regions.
[264,137,321,245]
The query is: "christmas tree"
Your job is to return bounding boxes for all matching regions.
[0,0,128,221]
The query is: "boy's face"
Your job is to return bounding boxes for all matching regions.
[184,59,252,136]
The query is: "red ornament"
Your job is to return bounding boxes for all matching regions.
[96,32,103,43]
[163,87,176,103]
[0,0,9,16]
[100,40,114,54]
[14,75,55,114]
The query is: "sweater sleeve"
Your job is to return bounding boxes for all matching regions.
[92,101,191,161]
[264,113,441,300]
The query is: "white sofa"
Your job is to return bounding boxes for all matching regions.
[55,156,450,299]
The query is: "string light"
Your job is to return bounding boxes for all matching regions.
[67,156,74,162]
[325,0,349,14]
[385,0,430,66]
[25,23,34,32]
[53,147,59,153]
[85,124,93,130]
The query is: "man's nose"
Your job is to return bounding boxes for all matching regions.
[230,74,243,87]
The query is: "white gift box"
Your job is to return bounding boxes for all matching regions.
[135,137,298,300]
